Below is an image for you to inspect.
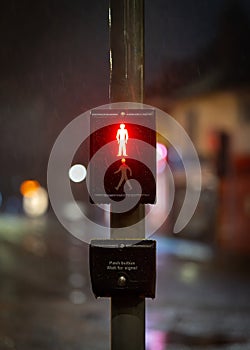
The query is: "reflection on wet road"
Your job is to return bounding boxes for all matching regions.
[1,214,250,349]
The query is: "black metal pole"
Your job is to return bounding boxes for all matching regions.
[109,1,146,349]
[109,0,144,103]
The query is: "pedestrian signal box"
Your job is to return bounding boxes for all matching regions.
[89,109,156,204]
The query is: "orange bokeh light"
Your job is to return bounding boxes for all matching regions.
[20,180,40,197]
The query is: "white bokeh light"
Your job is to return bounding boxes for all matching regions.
[23,187,49,217]
[157,142,168,174]
[156,142,167,161]
[69,164,87,183]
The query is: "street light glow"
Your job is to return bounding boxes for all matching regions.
[23,187,49,217]
[69,164,87,183]
[20,180,40,197]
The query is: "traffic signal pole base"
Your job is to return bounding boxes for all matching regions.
[110,204,147,350]
[111,296,145,350]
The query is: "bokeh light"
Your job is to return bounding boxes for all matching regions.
[20,180,40,197]
[69,164,87,183]
[156,143,168,174]
[23,187,49,217]
[156,142,167,161]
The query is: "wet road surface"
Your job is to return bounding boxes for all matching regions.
[0,214,250,349]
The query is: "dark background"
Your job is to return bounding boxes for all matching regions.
[1,0,250,196]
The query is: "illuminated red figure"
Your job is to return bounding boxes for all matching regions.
[114,158,132,191]
[116,123,128,156]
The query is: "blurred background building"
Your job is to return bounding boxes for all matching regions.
[146,1,250,254]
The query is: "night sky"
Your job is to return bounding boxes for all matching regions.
[0,0,250,195]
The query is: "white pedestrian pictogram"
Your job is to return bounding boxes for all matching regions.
[116,123,128,156]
